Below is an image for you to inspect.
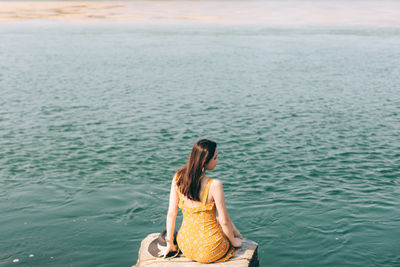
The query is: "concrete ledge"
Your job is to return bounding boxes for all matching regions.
[134,233,259,267]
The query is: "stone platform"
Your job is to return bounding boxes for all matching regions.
[134,233,259,267]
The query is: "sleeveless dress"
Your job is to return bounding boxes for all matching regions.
[176,178,235,263]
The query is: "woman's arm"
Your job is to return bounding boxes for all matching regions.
[216,217,242,238]
[212,179,242,248]
[165,174,179,249]
[232,221,242,238]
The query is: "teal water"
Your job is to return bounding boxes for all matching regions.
[1,23,400,266]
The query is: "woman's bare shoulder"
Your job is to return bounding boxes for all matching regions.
[210,178,223,191]
[172,173,180,190]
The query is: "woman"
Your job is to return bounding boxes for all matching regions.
[160,139,242,263]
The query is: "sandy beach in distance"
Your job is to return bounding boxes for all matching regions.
[0,0,400,26]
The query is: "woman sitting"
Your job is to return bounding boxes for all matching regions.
[161,139,242,263]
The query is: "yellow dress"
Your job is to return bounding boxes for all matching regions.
[176,178,235,263]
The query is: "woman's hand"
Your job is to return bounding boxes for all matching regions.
[233,227,242,238]
[232,237,242,248]
[158,242,177,258]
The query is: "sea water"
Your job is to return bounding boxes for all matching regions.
[1,22,400,266]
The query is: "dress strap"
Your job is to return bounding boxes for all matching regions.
[202,179,213,205]
[175,174,182,200]
[176,186,182,199]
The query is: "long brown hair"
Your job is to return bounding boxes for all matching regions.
[176,139,217,201]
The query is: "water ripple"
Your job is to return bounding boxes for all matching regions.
[1,24,400,266]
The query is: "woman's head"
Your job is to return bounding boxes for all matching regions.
[190,139,218,171]
[176,139,218,201]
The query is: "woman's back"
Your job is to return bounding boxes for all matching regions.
[176,177,234,263]
[177,176,213,208]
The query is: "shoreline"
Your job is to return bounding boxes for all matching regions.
[1,1,400,26]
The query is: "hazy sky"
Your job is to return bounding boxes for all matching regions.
[1,0,399,26]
